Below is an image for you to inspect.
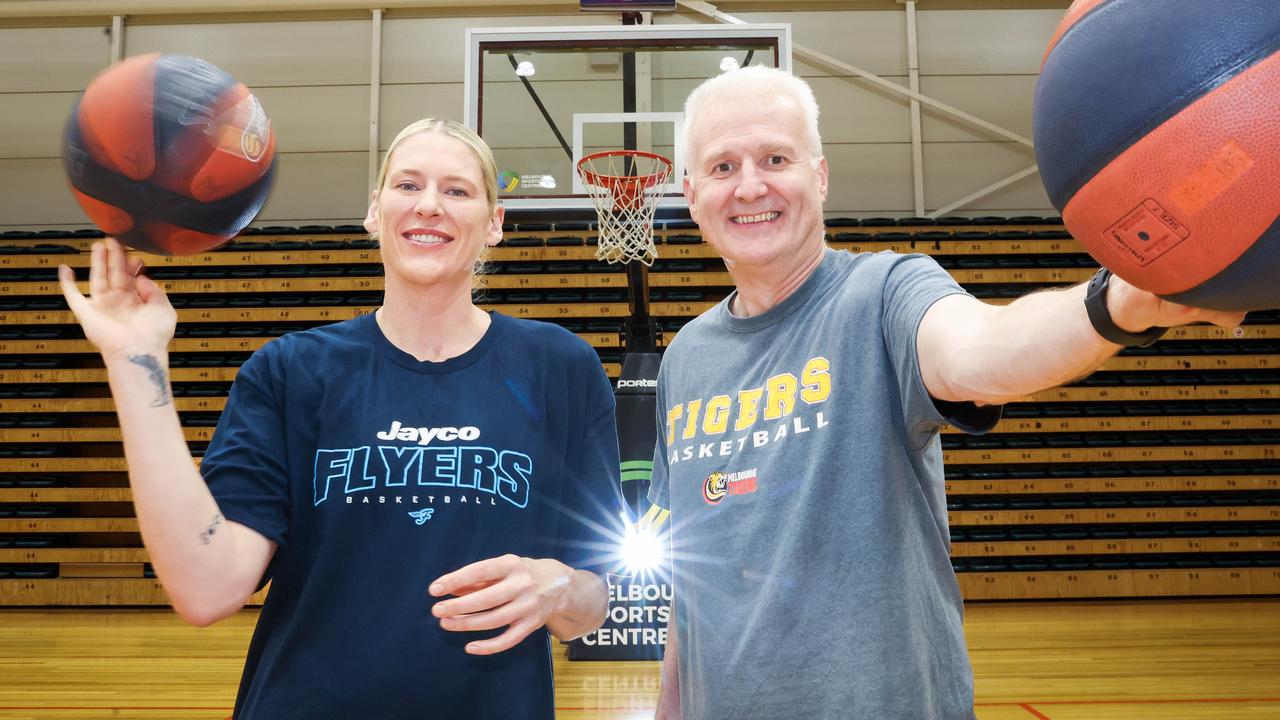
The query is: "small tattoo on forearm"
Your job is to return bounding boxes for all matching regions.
[200,513,224,545]
[128,353,171,407]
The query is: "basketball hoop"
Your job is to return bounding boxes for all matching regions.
[577,150,673,266]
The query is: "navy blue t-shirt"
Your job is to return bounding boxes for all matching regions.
[200,311,622,719]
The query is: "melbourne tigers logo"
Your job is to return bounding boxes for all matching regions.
[702,469,758,505]
[703,471,727,504]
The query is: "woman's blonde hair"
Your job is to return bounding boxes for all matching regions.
[374,118,500,207]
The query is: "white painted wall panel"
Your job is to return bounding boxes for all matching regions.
[0,158,92,229]
[380,83,467,147]
[0,93,78,158]
[0,153,373,230]
[255,85,368,154]
[253,151,367,223]
[126,20,370,87]
[918,74,1037,143]
[0,26,110,92]
[916,9,1062,75]
[823,143,915,216]
[382,17,472,85]
[923,141,1048,213]
[809,76,911,145]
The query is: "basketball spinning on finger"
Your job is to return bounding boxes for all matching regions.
[1034,0,1280,311]
[63,53,276,256]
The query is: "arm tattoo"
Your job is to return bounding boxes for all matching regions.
[127,353,171,407]
[200,513,224,545]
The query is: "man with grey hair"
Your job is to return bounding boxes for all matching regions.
[650,65,1241,719]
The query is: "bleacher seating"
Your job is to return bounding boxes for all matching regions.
[0,220,1276,604]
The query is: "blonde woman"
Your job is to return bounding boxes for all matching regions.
[60,118,619,719]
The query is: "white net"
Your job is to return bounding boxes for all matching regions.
[577,151,672,266]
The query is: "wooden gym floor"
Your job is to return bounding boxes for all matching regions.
[0,599,1276,720]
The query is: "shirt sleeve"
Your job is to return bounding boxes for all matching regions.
[200,342,292,556]
[555,344,623,573]
[646,372,671,511]
[880,253,1003,445]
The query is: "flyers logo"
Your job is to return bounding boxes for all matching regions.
[703,471,727,504]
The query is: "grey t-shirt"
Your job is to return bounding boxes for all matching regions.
[649,248,998,719]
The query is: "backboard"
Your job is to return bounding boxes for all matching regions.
[464,24,792,215]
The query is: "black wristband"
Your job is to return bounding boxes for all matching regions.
[1084,268,1168,347]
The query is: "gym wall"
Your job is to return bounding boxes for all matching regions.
[0,3,1060,231]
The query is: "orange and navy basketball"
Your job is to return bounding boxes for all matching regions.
[62,53,276,256]
[1033,0,1280,311]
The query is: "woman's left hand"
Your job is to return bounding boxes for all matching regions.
[429,554,574,655]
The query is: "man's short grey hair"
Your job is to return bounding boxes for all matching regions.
[681,65,823,174]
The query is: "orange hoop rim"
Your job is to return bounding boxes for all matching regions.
[576,149,674,191]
